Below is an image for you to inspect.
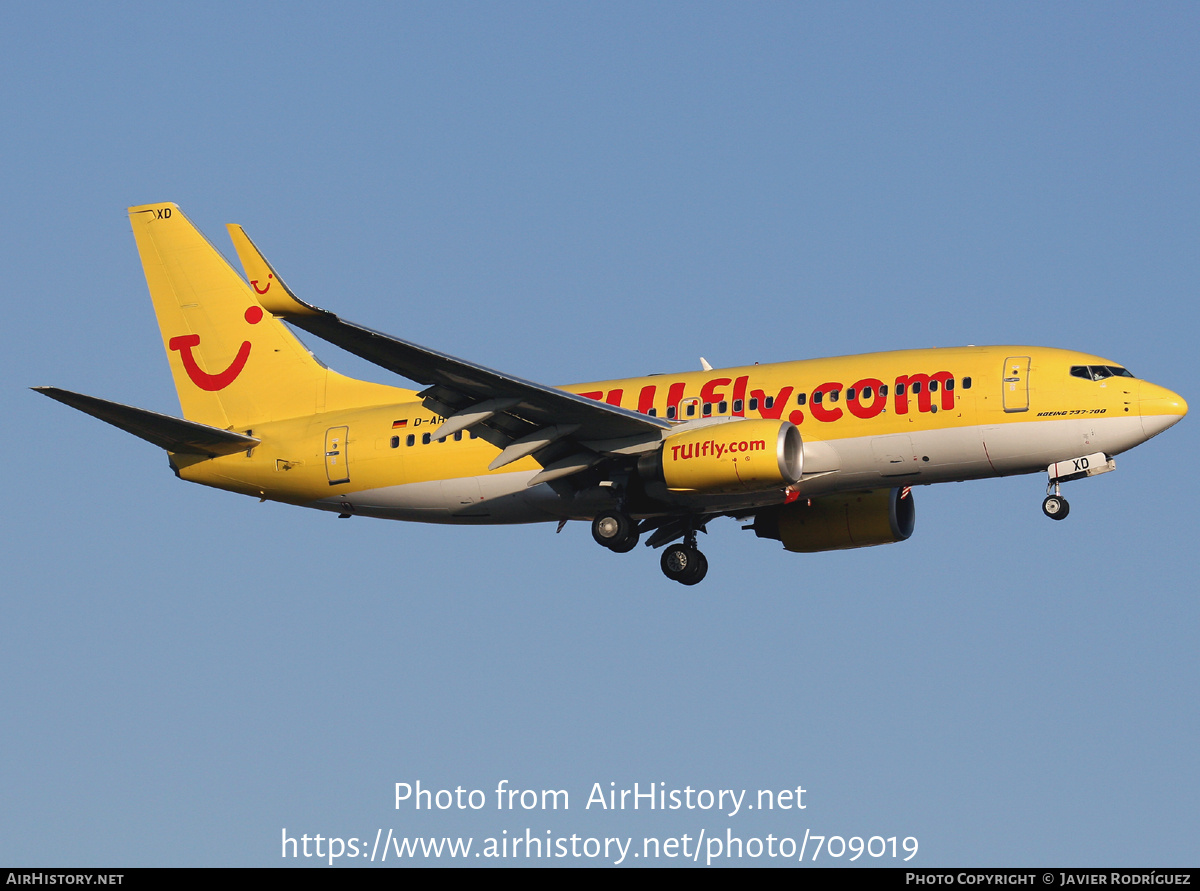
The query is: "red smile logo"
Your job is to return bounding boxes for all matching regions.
[251,273,272,295]
[168,306,264,391]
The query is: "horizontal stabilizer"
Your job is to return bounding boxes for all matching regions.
[33,387,260,457]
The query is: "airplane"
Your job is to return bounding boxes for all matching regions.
[35,203,1188,585]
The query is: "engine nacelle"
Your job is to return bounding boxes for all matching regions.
[643,420,803,494]
[753,487,915,552]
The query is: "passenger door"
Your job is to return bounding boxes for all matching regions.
[325,426,350,485]
[1002,356,1030,413]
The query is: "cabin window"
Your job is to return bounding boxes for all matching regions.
[454,431,463,441]
[879,384,889,397]
[929,380,938,392]
[686,403,696,417]
[962,377,972,389]
[702,402,712,417]
[897,383,906,396]
[912,381,922,394]
[946,379,954,391]
[718,400,728,414]
[390,436,400,448]
[422,433,431,445]
[861,386,872,400]
[749,398,759,411]
[812,392,823,404]
[667,406,677,420]
[732,399,743,413]
[647,407,657,417]
[764,396,775,409]
[406,434,415,447]
[846,388,855,401]
[829,390,839,403]
[796,392,806,405]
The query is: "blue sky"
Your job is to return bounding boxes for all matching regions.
[3,2,1197,866]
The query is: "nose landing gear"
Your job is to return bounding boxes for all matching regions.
[1042,493,1070,520]
[1042,478,1070,521]
[1040,452,1117,521]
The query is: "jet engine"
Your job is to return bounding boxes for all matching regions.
[753,487,915,552]
[638,419,803,495]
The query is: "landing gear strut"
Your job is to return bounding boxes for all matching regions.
[659,527,708,586]
[1042,480,1070,520]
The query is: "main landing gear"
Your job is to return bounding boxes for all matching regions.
[590,510,710,585]
[660,540,708,586]
[591,510,639,553]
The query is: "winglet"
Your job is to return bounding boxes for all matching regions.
[227,224,323,317]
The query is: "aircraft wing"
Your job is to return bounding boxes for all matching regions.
[228,226,670,482]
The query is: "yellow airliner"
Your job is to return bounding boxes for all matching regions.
[36,203,1188,584]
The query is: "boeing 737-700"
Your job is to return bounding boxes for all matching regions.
[35,203,1188,584]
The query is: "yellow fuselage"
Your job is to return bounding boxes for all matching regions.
[174,344,1185,524]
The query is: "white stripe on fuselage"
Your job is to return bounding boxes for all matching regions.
[309,414,1150,522]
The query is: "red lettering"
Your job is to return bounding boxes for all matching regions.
[700,377,731,405]
[637,385,656,414]
[732,376,749,416]
[809,382,843,423]
[751,386,794,419]
[667,382,686,416]
[580,391,603,401]
[605,389,623,407]
[894,372,954,414]
[846,377,885,419]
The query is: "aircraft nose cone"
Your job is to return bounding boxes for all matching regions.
[1139,382,1188,439]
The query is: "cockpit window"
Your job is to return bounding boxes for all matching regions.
[1070,365,1134,381]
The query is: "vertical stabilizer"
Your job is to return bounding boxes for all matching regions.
[129,203,330,428]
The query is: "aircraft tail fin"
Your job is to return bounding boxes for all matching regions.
[129,202,334,429]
